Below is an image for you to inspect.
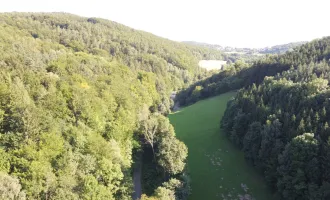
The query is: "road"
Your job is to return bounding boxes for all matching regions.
[132,154,142,200]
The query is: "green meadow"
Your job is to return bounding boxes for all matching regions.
[169,92,273,200]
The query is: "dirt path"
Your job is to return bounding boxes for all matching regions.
[132,154,142,200]
[172,102,180,112]
[170,91,181,112]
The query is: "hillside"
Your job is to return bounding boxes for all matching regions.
[1,13,225,92]
[258,41,307,54]
[0,12,225,200]
[217,37,330,199]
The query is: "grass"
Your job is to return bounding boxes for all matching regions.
[169,92,273,200]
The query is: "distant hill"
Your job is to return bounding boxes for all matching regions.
[183,41,307,55]
[258,41,308,54]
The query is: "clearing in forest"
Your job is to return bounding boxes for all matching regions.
[169,92,273,200]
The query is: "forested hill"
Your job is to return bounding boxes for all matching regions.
[183,41,307,54]
[0,12,223,200]
[0,12,225,91]
[258,41,307,54]
[177,37,330,105]
[221,37,330,199]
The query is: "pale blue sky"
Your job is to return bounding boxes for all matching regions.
[1,0,329,48]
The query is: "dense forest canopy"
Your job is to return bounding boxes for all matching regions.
[0,12,226,200]
[221,37,330,199]
[0,12,225,91]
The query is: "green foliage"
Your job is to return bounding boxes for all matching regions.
[0,149,10,173]
[221,36,330,199]
[169,93,273,200]
[0,172,26,200]
[277,133,320,200]
[68,40,85,52]
[157,135,188,175]
[153,187,175,200]
[0,12,209,199]
[177,37,330,106]
[81,175,114,200]
[243,122,262,165]
[141,178,187,200]
[139,112,188,197]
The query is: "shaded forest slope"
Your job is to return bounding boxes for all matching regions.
[220,37,330,199]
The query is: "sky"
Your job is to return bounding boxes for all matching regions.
[1,0,329,48]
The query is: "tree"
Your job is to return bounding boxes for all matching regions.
[80,175,114,200]
[219,36,330,199]
[154,187,175,200]
[0,172,26,200]
[258,119,284,187]
[298,119,306,134]
[140,179,185,200]
[141,114,161,158]
[0,12,224,199]
[277,133,320,200]
[0,149,10,173]
[243,122,262,165]
[191,85,203,101]
[157,135,188,175]
[320,138,330,199]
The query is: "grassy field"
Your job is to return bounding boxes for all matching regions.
[169,92,273,200]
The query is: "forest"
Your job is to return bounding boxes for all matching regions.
[177,37,330,199]
[219,37,330,199]
[176,38,330,106]
[2,11,330,200]
[0,12,225,200]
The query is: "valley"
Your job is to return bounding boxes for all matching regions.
[0,8,329,200]
[169,93,273,200]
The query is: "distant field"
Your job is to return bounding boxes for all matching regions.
[198,60,227,70]
[169,93,273,200]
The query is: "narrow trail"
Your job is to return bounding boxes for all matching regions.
[171,91,181,112]
[172,102,181,112]
[132,154,142,200]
